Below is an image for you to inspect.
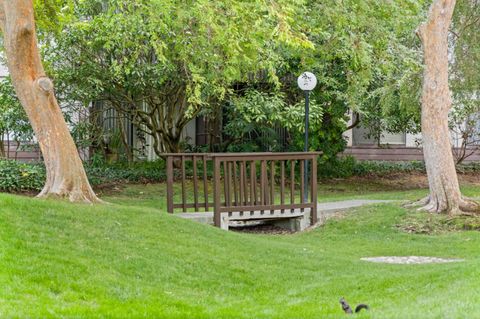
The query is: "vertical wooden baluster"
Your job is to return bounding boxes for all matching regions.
[311,155,318,224]
[300,160,305,213]
[166,156,174,214]
[243,161,248,206]
[263,160,269,206]
[239,161,244,207]
[270,160,275,213]
[259,161,264,205]
[260,160,266,213]
[223,161,228,207]
[280,160,285,213]
[203,155,209,211]
[213,157,221,227]
[227,162,232,207]
[193,155,199,211]
[290,160,295,213]
[181,155,186,212]
[250,161,256,210]
[232,161,238,206]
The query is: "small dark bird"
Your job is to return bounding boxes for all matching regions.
[339,297,369,314]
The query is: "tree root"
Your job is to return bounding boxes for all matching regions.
[411,196,480,216]
[403,196,430,209]
[459,197,480,213]
[37,184,105,204]
[405,193,480,215]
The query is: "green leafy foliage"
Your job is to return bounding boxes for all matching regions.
[33,0,74,35]
[317,156,426,179]
[222,0,428,159]
[224,90,322,151]
[36,0,430,160]
[289,0,427,140]
[0,77,93,154]
[317,157,480,180]
[85,160,166,185]
[45,0,309,155]
[0,159,167,192]
[0,160,45,192]
[0,78,34,147]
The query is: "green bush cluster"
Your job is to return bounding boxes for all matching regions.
[318,156,426,179]
[0,160,46,192]
[320,157,480,179]
[0,159,167,192]
[85,160,166,185]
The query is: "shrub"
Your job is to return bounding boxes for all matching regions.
[0,159,45,192]
[318,156,426,179]
[85,160,166,185]
[0,159,167,192]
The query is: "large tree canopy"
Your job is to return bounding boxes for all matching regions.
[45,0,309,155]
[226,0,428,158]
[4,0,477,166]
[40,0,432,160]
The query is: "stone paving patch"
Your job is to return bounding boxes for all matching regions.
[361,256,465,264]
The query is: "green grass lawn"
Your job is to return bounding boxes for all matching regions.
[98,179,480,210]
[1,182,480,318]
[97,178,430,212]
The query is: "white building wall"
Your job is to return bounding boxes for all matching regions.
[0,63,8,77]
[183,119,196,146]
[405,133,422,147]
[345,112,466,148]
[343,113,354,147]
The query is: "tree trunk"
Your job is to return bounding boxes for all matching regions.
[0,1,101,203]
[417,0,478,214]
[0,134,5,158]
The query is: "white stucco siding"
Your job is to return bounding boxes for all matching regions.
[0,62,8,77]
[182,119,196,146]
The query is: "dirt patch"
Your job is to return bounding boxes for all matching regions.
[93,183,128,197]
[398,211,480,235]
[458,173,480,185]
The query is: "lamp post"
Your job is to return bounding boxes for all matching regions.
[297,72,317,202]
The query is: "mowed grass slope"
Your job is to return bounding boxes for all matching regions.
[1,191,480,318]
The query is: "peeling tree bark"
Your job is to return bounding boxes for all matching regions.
[0,1,101,203]
[417,0,478,214]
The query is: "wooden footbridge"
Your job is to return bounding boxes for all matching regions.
[166,152,321,230]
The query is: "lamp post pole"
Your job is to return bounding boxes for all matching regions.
[297,72,317,203]
[304,90,310,202]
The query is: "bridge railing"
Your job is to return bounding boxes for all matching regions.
[166,152,320,228]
